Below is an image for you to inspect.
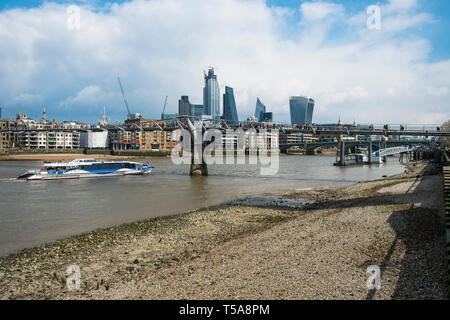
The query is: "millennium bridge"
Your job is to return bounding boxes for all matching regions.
[1,117,449,175]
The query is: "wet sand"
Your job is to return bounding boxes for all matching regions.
[0,161,447,300]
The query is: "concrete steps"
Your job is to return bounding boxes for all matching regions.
[444,166,450,298]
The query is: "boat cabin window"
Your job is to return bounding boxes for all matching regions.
[79,162,137,170]
[45,166,66,171]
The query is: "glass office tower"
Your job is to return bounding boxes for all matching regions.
[289,96,315,125]
[203,68,220,119]
[178,96,191,116]
[191,104,204,117]
[255,98,266,122]
[162,113,178,125]
[222,86,238,124]
[262,112,273,122]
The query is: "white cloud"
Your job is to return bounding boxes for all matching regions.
[300,1,343,21]
[381,12,432,33]
[60,85,103,108]
[13,93,43,103]
[427,87,449,97]
[0,0,448,125]
[386,0,417,13]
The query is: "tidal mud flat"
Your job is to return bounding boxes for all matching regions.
[0,161,447,299]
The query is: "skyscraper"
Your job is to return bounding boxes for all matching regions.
[178,96,191,116]
[289,96,315,125]
[162,113,178,126]
[222,86,238,124]
[255,98,266,122]
[262,112,273,122]
[203,68,220,119]
[191,104,204,117]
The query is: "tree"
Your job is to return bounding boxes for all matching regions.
[440,120,450,146]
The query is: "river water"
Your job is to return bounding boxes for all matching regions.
[0,155,405,256]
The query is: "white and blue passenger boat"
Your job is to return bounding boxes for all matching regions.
[18,158,154,181]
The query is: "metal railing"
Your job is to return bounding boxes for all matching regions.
[374,145,416,157]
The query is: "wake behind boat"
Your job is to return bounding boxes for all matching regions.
[18,158,154,181]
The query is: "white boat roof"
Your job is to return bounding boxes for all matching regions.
[43,159,142,167]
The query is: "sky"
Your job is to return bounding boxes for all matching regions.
[0,0,449,125]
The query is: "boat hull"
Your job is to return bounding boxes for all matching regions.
[26,169,152,181]
[18,159,154,181]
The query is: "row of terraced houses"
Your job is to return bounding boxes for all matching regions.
[0,110,179,152]
[0,109,287,152]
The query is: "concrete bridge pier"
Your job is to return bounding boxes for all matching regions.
[339,140,346,166]
[186,118,209,176]
[190,140,208,176]
[190,161,208,176]
[368,141,372,164]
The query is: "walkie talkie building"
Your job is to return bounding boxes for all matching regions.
[289,96,315,125]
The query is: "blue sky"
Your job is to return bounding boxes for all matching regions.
[0,0,449,124]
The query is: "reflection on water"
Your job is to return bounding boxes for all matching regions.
[0,155,405,255]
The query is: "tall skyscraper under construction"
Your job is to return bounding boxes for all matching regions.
[203,68,220,119]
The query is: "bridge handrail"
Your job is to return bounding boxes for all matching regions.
[372,145,415,157]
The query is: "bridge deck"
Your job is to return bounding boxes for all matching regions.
[1,125,449,136]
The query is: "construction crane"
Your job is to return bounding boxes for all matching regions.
[204,66,219,78]
[117,77,132,120]
[161,95,168,120]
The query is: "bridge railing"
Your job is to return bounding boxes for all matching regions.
[373,145,415,157]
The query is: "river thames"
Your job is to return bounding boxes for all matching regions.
[0,155,406,256]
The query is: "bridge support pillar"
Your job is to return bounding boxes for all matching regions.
[368,141,372,164]
[190,162,208,176]
[186,118,209,176]
[189,139,209,176]
[339,141,346,166]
